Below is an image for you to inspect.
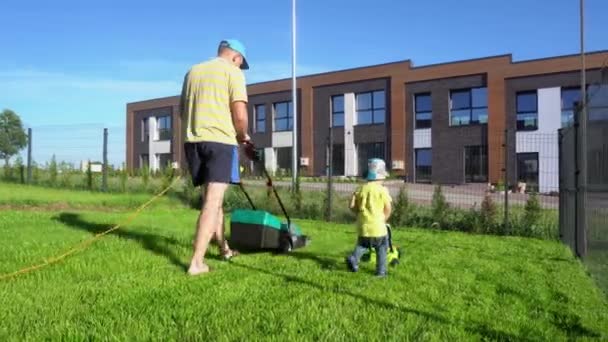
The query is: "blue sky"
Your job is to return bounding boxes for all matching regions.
[1,0,607,165]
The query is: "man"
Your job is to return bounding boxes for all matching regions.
[180,39,252,276]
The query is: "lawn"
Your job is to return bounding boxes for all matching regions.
[1,183,607,341]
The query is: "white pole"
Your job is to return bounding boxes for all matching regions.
[291,0,298,190]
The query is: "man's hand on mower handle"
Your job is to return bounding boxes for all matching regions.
[240,139,260,162]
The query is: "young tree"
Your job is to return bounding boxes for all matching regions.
[0,109,27,167]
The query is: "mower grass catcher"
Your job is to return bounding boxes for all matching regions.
[229,143,310,253]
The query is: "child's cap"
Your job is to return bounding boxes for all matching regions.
[366,158,388,181]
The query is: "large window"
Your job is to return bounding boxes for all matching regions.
[330,144,344,176]
[414,93,432,129]
[588,84,608,122]
[274,101,293,132]
[275,147,292,172]
[356,90,385,125]
[449,87,488,126]
[516,91,538,131]
[331,95,345,127]
[156,116,171,141]
[415,148,432,183]
[517,152,539,192]
[142,118,149,142]
[254,104,266,133]
[357,142,385,177]
[561,87,581,127]
[140,154,149,168]
[464,145,488,183]
[156,153,172,170]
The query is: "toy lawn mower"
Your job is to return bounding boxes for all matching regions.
[360,224,403,266]
[229,144,310,253]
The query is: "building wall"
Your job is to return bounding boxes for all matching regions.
[312,78,389,176]
[405,75,488,184]
[126,51,608,186]
[505,69,603,191]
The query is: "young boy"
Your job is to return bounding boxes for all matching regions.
[346,158,392,277]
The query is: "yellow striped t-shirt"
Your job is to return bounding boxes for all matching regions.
[180,57,248,145]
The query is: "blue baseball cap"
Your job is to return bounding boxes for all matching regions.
[219,39,249,70]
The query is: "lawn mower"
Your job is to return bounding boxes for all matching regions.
[229,144,310,253]
[360,224,403,266]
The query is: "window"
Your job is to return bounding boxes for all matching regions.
[516,91,538,131]
[561,87,581,127]
[274,101,293,131]
[330,144,344,176]
[415,148,432,183]
[356,90,385,125]
[357,142,385,177]
[254,104,266,133]
[156,116,172,140]
[414,93,432,129]
[464,145,488,183]
[275,147,292,172]
[140,154,149,168]
[331,95,345,127]
[142,118,149,142]
[517,153,539,192]
[156,153,171,170]
[449,87,488,126]
[588,84,608,122]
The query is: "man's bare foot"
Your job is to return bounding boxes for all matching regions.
[221,248,240,261]
[187,261,210,276]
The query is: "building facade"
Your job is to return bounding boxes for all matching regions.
[126,51,608,193]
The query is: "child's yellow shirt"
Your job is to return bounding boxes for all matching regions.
[353,181,392,237]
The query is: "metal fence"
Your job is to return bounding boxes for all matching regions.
[559,72,608,293]
[4,124,126,192]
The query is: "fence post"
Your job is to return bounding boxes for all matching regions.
[102,128,108,192]
[27,128,32,184]
[504,128,509,233]
[326,126,334,221]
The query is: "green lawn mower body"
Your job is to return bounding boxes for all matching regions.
[230,209,310,253]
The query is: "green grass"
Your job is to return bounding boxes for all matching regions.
[0,181,181,210]
[1,184,607,340]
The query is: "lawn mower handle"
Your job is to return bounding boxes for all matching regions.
[241,141,292,227]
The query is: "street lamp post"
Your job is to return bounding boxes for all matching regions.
[291,0,298,191]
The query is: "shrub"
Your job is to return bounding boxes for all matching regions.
[49,155,58,187]
[522,192,542,237]
[32,161,40,184]
[389,185,410,227]
[431,184,449,229]
[11,156,24,183]
[480,194,499,234]
[141,164,150,191]
[119,164,128,193]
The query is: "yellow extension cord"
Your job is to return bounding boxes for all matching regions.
[0,176,181,282]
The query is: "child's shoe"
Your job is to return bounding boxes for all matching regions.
[345,256,358,272]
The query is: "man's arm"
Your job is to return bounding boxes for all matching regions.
[231,101,250,142]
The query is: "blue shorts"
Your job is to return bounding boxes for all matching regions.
[184,141,240,186]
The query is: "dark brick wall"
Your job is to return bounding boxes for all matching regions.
[313,78,389,175]
[405,74,488,184]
